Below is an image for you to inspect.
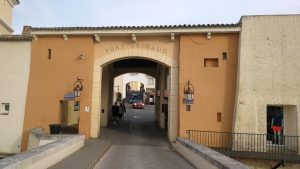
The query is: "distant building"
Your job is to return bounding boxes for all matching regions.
[0,0,19,34]
[113,73,155,104]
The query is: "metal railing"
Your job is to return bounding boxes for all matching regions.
[186,130,300,162]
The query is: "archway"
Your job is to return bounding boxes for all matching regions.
[90,50,178,142]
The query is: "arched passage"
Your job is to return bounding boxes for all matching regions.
[90,49,178,142]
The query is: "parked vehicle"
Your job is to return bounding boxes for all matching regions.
[132,100,144,109]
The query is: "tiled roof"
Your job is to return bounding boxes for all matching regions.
[23,23,240,34]
[0,35,32,41]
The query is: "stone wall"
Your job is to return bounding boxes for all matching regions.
[0,132,85,169]
[233,15,300,135]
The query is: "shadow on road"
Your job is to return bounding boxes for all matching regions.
[100,105,169,147]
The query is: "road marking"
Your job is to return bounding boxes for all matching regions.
[134,115,141,119]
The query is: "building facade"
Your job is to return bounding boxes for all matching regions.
[10,15,300,152]
[0,36,32,154]
[0,0,32,155]
[233,15,300,136]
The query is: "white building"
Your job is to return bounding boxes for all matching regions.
[122,73,155,96]
[0,0,19,34]
[0,36,32,154]
[0,0,33,154]
[113,73,156,103]
[233,15,300,136]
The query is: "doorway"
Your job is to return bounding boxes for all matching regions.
[267,106,283,144]
[91,52,179,141]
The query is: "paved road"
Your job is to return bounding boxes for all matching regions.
[94,105,195,169]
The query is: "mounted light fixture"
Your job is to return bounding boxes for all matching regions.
[73,77,84,97]
[183,80,194,104]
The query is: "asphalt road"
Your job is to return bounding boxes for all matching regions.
[94,105,195,169]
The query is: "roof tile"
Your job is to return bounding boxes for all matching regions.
[24,23,240,33]
[0,35,32,41]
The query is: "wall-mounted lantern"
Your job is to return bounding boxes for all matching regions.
[183,80,194,104]
[73,77,84,97]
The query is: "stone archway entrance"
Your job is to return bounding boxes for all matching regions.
[90,48,178,142]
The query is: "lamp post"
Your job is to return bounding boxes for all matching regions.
[184,80,194,104]
[73,77,83,97]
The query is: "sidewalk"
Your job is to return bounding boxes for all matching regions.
[49,139,111,169]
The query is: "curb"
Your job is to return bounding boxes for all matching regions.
[86,141,112,169]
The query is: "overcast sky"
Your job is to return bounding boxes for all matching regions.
[13,0,300,34]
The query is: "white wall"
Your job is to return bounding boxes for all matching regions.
[113,75,123,102]
[284,106,298,136]
[233,15,300,135]
[0,41,31,153]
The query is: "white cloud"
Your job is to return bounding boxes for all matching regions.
[12,0,300,34]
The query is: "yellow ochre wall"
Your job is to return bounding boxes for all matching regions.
[21,33,238,150]
[21,36,94,151]
[178,33,239,137]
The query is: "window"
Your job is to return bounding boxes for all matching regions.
[222,52,227,60]
[204,58,219,67]
[48,49,52,60]
[1,103,10,115]
[217,112,222,122]
[147,78,154,85]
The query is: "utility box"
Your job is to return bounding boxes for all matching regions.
[60,100,80,126]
